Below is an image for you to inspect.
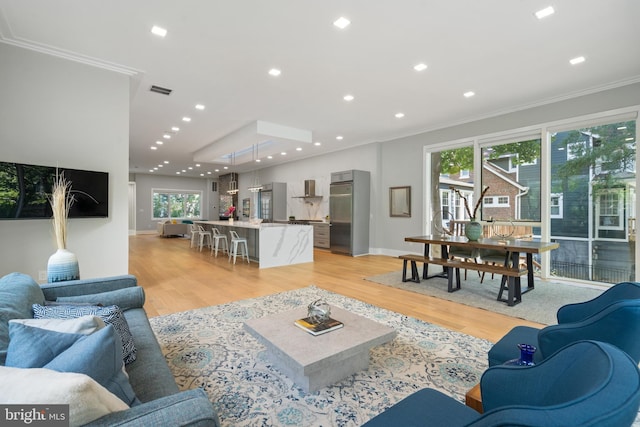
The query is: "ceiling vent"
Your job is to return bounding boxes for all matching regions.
[149,85,172,95]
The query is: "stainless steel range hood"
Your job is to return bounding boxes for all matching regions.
[304,180,316,197]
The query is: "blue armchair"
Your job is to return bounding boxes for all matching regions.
[488,281,640,366]
[363,340,640,427]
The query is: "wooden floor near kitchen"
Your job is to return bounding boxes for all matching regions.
[130,234,543,343]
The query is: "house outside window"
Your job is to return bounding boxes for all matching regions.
[459,169,470,178]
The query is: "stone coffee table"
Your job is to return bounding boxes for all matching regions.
[244,306,397,393]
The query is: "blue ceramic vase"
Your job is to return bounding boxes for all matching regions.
[47,248,80,283]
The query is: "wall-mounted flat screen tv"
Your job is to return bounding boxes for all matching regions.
[0,162,109,219]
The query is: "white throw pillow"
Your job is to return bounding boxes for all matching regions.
[0,366,129,426]
[9,315,105,334]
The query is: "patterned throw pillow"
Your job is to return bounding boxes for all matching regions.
[32,304,137,365]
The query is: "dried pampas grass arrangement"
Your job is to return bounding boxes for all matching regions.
[48,171,75,250]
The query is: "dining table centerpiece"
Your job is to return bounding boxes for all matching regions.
[450,186,490,241]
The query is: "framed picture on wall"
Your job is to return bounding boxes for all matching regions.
[390,186,411,217]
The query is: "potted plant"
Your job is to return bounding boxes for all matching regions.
[46,171,80,282]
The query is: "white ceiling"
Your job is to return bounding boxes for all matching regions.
[1,0,639,177]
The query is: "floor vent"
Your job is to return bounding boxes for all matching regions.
[150,85,172,95]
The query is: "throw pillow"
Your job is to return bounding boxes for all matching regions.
[9,315,105,335]
[5,323,138,406]
[0,366,129,426]
[56,286,145,311]
[32,304,136,365]
[0,272,45,365]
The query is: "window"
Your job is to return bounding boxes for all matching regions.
[459,169,470,178]
[481,137,541,221]
[550,193,563,218]
[483,196,509,207]
[597,191,623,230]
[152,190,202,219]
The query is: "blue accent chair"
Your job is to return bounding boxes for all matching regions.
[488,281,640,366]
[362,340,640,427]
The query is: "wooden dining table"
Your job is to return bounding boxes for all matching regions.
[404,235,559,306]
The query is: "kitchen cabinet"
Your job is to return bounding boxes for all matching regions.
[313,223,330,248]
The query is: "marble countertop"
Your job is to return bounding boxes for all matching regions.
[196,220,312,229]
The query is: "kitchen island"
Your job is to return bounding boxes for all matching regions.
[195,221,314,268]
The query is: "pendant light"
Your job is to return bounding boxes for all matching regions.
[227,152,239,194]
[248,144,263,193]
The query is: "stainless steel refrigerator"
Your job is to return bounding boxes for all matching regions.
[330,170,370,255]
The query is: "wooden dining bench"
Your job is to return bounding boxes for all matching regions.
[398,254,528,305]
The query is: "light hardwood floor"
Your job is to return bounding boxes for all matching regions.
[129,234,543,343]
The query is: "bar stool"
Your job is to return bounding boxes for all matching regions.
[210,227,228,257]
[197,225,212,252]
[228,230,249,264]
[189,223,200,248]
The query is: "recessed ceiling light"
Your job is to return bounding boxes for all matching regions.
[163,134,171,139]
[214,169,220,172]
[158,164,163,167]
[570,56,585,65]
[281,152,287,156]
[195,104,205,110]
[268,68,281,77]
[164,160,170,164]
[296,147,302,151]
[343,94,354,101]
[188,167,193,170]
[150,146,157,150]
[200,173,204,176]
[255,159,261,162]
[336,135,344,140]
[151,26,167,37]
[223,166,228,170]
[182,170,186,173]
[463,91,475,98]
[176,171,181,175]
[171,126,180,132]
[207,171,212,174]
[267,155,273,159]
[182,117,191,122]
[333,17,351,29]
[154,167,158,170]
[395,112,405,118]
[414,63,428,72]
[149,169,154,172]
[535,6,555,19]
[195,164,201,167]
[156,140,163,145]
[314,141,322,146]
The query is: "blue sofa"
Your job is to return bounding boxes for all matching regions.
[0,272,219,426]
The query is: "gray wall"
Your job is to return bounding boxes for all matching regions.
[131,173,215,232]
[0,43,130,281]
[377,83,640,256]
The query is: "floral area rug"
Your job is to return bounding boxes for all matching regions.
[149,286,492,426]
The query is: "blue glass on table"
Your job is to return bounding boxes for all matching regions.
[504,343,536,366]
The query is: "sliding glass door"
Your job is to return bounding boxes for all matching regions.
[549,119,636,283]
